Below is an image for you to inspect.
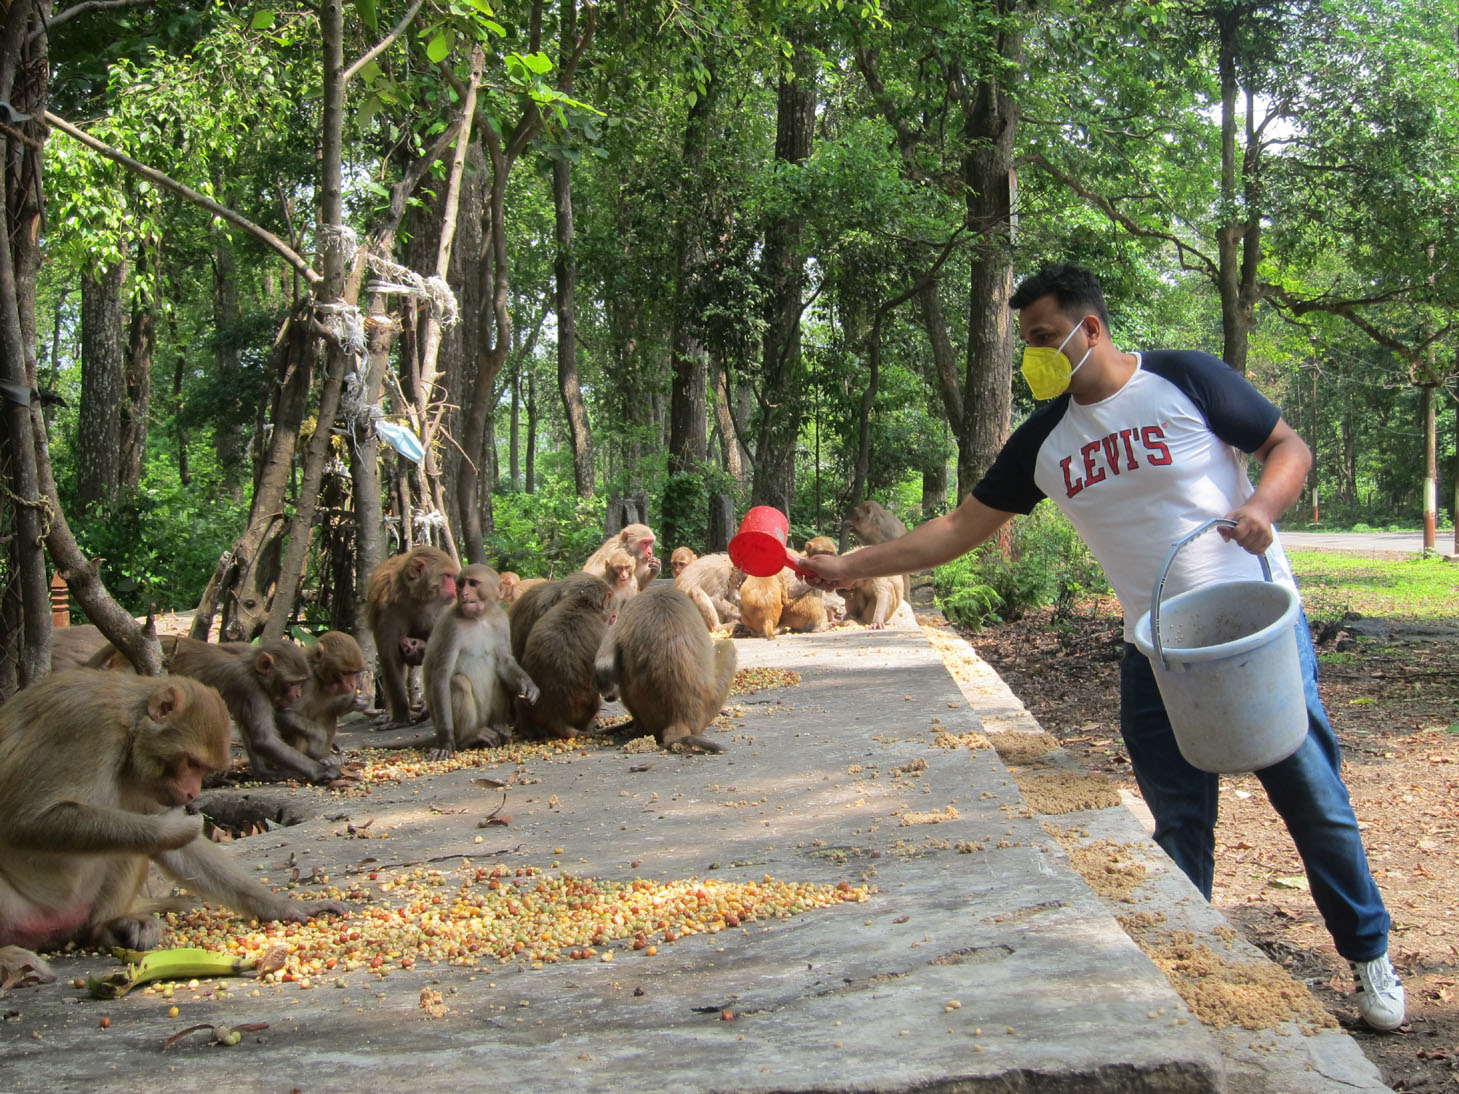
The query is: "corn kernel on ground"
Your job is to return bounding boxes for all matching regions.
[160,866,869,983]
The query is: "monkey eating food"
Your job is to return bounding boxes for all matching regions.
[0,671,346,952]
[165,636,341,784]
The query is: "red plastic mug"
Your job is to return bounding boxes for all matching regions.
[728,506,809,578]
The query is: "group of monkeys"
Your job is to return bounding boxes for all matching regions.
[0,500,908,957]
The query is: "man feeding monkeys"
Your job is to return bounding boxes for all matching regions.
[802,263,1405,1032]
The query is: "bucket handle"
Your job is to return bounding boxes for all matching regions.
[1149,517,1273,670]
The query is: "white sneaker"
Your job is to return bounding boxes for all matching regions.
[1350,953,1406,1031]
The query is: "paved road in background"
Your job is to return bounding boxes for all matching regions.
[1282,529,1456,557]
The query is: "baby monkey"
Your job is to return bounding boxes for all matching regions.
[423,563,539,760]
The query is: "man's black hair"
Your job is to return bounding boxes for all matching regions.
[1009,263,1111,329]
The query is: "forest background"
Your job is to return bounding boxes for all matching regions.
[2,0,1457,691]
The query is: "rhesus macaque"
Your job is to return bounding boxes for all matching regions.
[843,572,904,629]
[365,546,459,725]
[166,637,339,784]
[399,634,427,666]
[582,523,661,591]
[804,536,838,558]
[507,573,603,663]
[497,571,523,604]
[602,548,639,619]
[0,671,347,952]
[796,538,845,623]
[276,631,367,761]
[48,624,111,672]
[423,564,539,760]
[848,500,909,545]
[674,553,745,631]
[506,577,548,611]
[739,571,828,638]
[516,575,614,740]
[669,547,698,580]
[595,586,736,754]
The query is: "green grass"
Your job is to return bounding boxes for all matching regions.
[1288,551,1459,622]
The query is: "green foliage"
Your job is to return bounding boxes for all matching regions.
[67,454,246,617]
[485,474,609,577]
[932,507,1110,629]
[659,470,709,555]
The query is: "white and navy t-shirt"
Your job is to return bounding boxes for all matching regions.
[972,350,1298,641]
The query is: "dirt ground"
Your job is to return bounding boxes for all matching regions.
[963,593,1459,1092]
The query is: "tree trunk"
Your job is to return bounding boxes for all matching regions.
[509,362,521,488]
[1214,10,1261,374]
[921,453,948,517]
[554,151,594,498]
[0,42,49,685]
[710,352,746,488]
[751,35,816,515]
[955,19,1020,495]
[76,260,126,515]
[193,314,313,641]
[261,0,353,639]
[668,83,713,474]
[211,227,245,499]
[120,272,154,490]
[1421,381,1436,552]
[525,364,537,493]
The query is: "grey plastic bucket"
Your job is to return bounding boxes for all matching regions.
[1131,519,1307,774]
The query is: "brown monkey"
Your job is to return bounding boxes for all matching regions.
[399,634,427,666]
[48,624,111,672]
[165,637,338,784]
[843,571,904,630]
[506,577,548,610]
[595,585,736,753]
[507,573,605,664]
[583,523,661,590]
[804,536,838,558]
[674,553,745,630]
[669,546,698,579]
[0,671,346,952]
[276,632,367,761]
[423,565,539,760]
[365,546,459,725]
[795,539,845,623]
[497,571,523,604]
[848,500,909,545]
[739,571,828,638]
[602,548,639,620]
[516,574,614,740]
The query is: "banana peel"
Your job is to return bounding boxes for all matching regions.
[87,946,258,1000]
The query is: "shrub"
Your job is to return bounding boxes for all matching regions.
[932,506,1110,629]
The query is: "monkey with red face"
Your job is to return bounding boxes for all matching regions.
[0,671,347,953]
[423,564,539,760]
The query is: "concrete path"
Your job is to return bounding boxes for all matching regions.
[1282,530,1455,557]
[2,610,1391,1092]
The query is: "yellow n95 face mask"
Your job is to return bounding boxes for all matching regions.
[1020,317,1093,400]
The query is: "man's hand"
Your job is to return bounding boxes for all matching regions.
[1217,504,1275,555]
[798,553,853,591]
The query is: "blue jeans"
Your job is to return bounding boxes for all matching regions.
[1119,616,1390,961]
